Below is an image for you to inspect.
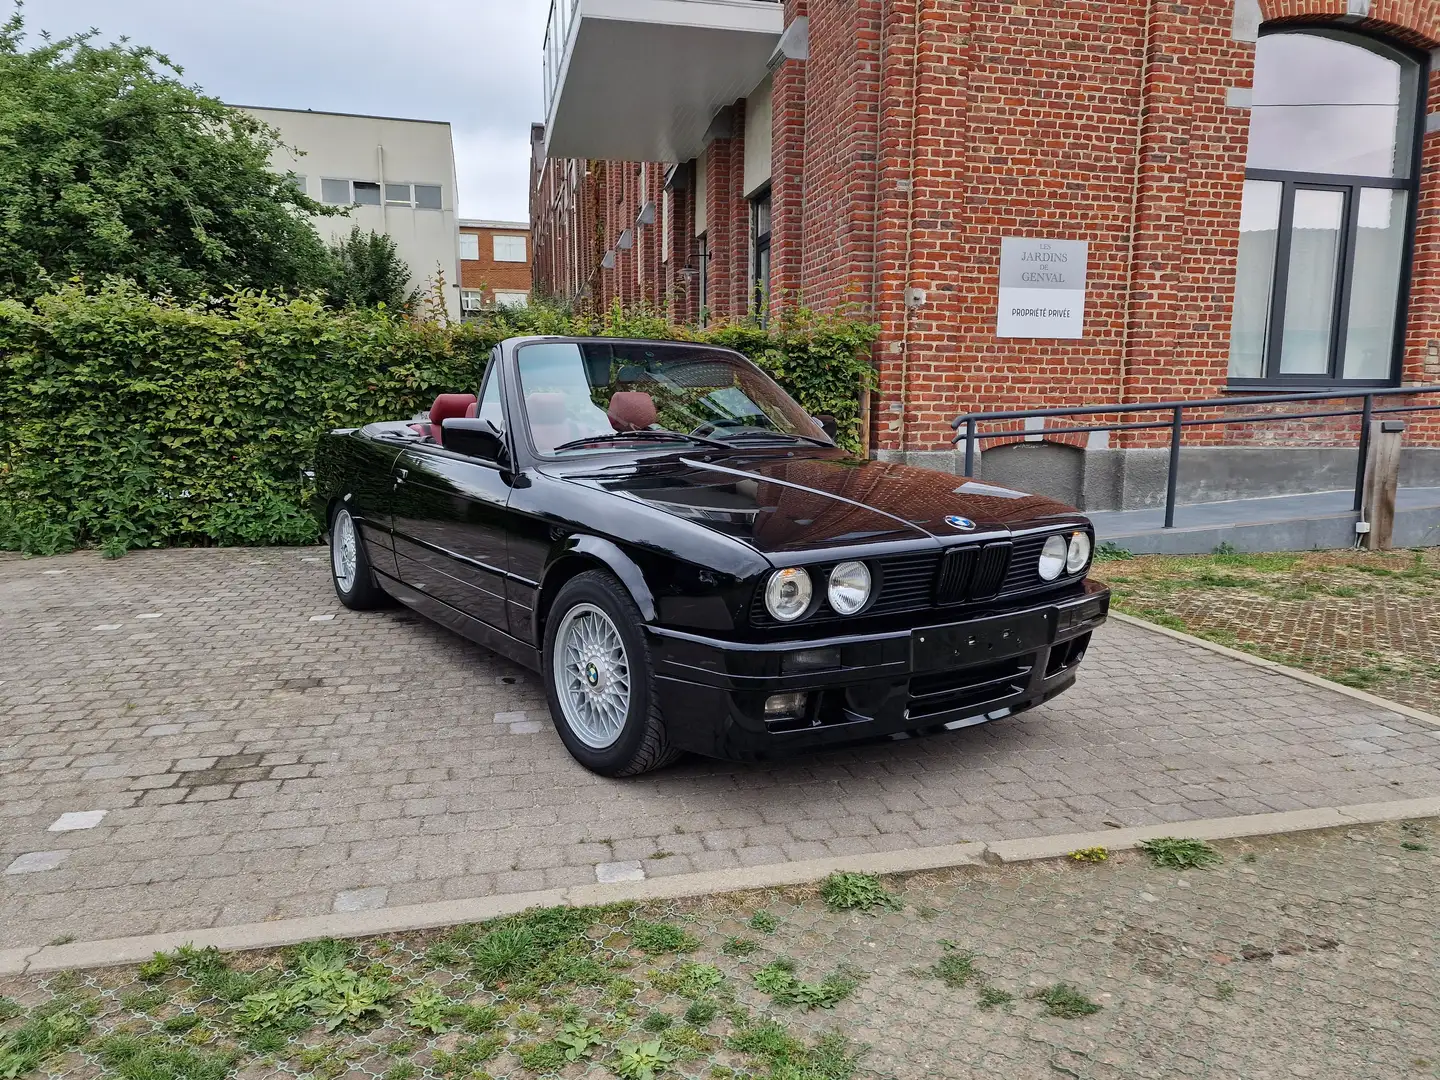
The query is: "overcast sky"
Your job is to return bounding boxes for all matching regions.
[33,0,549,222]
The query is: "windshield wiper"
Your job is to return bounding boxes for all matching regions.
[715,430,834,448]
[551,430,733,453]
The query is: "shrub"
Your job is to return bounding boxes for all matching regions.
[0,285,876,554]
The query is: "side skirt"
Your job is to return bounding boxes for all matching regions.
[376,571,542,672]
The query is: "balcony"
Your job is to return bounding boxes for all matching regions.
[543,0,784,162]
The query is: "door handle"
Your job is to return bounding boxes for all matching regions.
[395,468,408,485]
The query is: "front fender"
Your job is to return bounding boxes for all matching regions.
[533,535,659,643]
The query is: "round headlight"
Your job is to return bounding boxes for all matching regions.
[827,560,872,615]
[1038,534,1068,581]
[765,567,813,622]
[1066,531,1092,575]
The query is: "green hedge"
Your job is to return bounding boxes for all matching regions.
[0,284,877,556]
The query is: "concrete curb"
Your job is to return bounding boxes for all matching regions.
[1109,611,1440,730]
[7,801,1437,976]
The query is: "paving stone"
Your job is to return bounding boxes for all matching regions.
[48,810,107,832]
[331,886,388,913]
[3,547,1440,950]
[5,850,70,874]
[595,860,646,884]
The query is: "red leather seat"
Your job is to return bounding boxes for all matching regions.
[608,391,657,432]
[428,393,476,446]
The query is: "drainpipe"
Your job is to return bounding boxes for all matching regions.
[896,0,924,455]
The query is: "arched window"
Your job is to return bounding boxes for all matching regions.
[1228,29,1426,386]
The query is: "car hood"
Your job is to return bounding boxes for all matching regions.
[550,451,1086,557]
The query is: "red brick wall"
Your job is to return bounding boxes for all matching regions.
[459,226,532,301]
[532,0,1440,452]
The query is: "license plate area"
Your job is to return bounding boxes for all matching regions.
[912,610,1052,671]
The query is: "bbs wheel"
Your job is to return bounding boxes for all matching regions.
[329,505,388,610]
[542,570,681,776]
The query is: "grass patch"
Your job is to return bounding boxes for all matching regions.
[630,921,700,955]
[0,1000,91,1078]
[819,872,901,914]
[728,1022,863,1080]
[929,944,978,989]
[747,911,779,934]
[976,985,1014,1010]
[721,936,758,956]
[95,1034,240,1080]
[1031,983,1102,1019]
[1138,837,1222,870]
[683,999,718,1026]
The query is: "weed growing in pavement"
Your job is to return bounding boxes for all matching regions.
[1401,841,1430,851]
[630,921,700,954]
[613,1038,678,1079]
[515,1038,568,1071]
[117,987,167,1013]
[402,985,454,1033]
[1032,983,1102,1018]
[728,1022,863,1080]
[431,1035,502,1076]
[753,960,861,1009]
[0,1000,91,1078]
[1216,981,1237,1001]
[683,998,719,1025]
[748,910,780,933]
[1070,847,1109,863]
[1138,836,1222,870]
[930,943,979,988]
[554,1020,606,1061]
[722,935,759,956]
[381,1063,417,1080]
[1094,542,1134,561]
[641,1009,674,1032]
[0,998,20,1023]
[976,985,1014,1010]
[820,872,902,913]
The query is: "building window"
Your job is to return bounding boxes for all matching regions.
[493,235,528,262]
[1228,29,1424,386]
[494,290,529,309]
[321,179,441,209]
[460,289,484,312]
[459,233,480,261]
[697,232,709,327]
[751,187,772,321]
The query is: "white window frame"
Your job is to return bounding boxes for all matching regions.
[459,233,480,261]
[460,289,485,312]
[493,290,529,309]
[493,234,528,263]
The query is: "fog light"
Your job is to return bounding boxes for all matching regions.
[782,647,841,674]
[764,692,809,720]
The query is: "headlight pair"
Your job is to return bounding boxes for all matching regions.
[764,561,872,622]
[1039,531,1092,581]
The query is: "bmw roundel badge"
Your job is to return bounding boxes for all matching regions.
[945,515,977,531]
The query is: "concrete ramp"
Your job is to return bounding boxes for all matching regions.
[1089,486,1440,554]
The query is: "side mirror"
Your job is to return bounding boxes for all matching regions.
[442,417,507,464]
[813,414,839,440]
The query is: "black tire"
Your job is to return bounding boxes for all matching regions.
[542,569,683,777]
[329,505,389,611]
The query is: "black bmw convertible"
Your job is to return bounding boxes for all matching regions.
[315,336,1109,776]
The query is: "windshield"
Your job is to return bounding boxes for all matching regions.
[515,341,830,456]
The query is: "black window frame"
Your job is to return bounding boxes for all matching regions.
[750,185,772,323]
[1229,26,1428,391]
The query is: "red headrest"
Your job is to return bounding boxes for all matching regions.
[429,393,477,445]
[609,391,657,432]
[464,402,478,418]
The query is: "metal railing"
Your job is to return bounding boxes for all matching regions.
[951,385,1440,529]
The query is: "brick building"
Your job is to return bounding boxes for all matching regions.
[459,219,532,312]
[532,0,1440,507]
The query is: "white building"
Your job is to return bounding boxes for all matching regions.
[237,106,462,319]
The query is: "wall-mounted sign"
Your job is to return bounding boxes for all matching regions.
[996,237,1088,339]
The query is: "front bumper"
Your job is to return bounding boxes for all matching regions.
[647,581,1110,760]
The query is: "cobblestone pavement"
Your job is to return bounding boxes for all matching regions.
[1100,547,1440,712]
[3,548,1440,952]
[1,821,1436,1080]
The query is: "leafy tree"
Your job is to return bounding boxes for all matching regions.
[323,226,419,311]
[0,9,334,300]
